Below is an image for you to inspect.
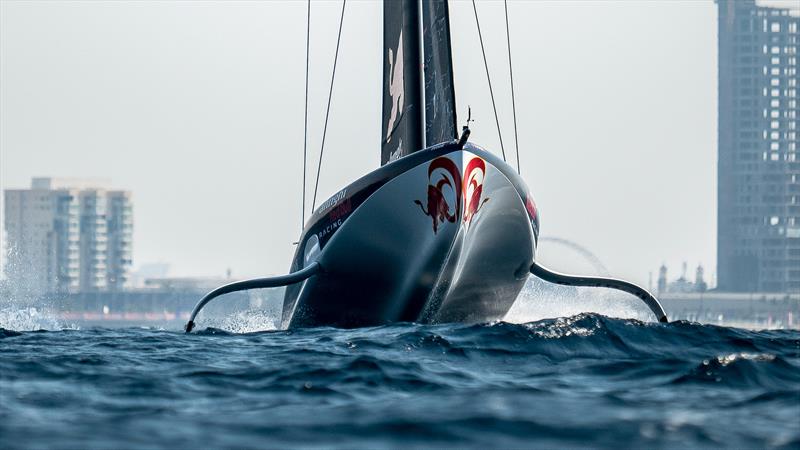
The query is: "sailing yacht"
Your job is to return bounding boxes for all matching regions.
[185,0,667,332]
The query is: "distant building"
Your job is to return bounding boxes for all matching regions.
[130,262,171,288]
[657,264,668,295]
[717,0,799,292]
[3,178,132,295]
[668,262,695,294]
[695,265,708,292]
[657,263,708,294]
[105,191,134,290]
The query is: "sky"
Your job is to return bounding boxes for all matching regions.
[0,0,740,287]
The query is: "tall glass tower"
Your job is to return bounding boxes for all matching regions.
[717,0,799,292]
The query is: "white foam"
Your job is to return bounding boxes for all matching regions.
[505,278,654,324]
[203,309,280,334]
[0,305,66,331]
[525,314,601,339]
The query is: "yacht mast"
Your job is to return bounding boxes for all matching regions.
[382,0,457,165]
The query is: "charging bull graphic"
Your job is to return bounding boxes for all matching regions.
[415,156,488,233]
[415,157,461,233]
[462,157,489,226]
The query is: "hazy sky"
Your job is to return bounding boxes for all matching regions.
[1,0,729,286]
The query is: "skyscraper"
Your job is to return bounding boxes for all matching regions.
[3,178,133,295]
[717,0,799,292]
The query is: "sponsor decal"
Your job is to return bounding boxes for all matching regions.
[328,197,352,221]
[415,157,461,233]
[304,234,321,266]
[525,196,538,222]
[316,189,347,215]
[462,157,489,227]
[389,139,403,162]
[415,156,489,233]
[525,195,540,238]
[317,219,344,240]
[386,31,405,145]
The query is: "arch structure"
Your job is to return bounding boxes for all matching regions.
[537,236,610,277]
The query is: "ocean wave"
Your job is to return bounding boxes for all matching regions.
[1,313,798,448]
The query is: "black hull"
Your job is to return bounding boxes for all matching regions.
[281,142,539,329]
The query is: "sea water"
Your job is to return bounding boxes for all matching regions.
[2,301,799,449]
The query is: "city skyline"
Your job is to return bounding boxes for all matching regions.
[1,1,796,286]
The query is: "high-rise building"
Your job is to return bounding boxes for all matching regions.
[3,178,133,295]
[717,0,799,292]
[106,191,134,290]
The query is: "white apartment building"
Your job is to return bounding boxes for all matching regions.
[3,178,133,295]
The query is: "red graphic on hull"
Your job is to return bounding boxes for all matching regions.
[462,157,489,225]
[525,195,538,222]
[415,156,489,233]
[414,157,461,233]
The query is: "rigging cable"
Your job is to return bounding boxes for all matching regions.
[311,0,347,213]
[302,0,311,228]
[504,0,521,174]
[472,0,506,162]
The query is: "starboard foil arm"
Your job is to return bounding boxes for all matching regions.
[184,262,322,333]
[530,261,668,323]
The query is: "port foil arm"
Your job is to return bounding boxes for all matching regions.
[185,261,322,333]
[530,261,668,323]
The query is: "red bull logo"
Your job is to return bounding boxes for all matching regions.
[462,157,489,226]
[415,156,489,233]
[414,157,461,233]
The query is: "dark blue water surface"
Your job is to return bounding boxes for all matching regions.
[1,314,799,449]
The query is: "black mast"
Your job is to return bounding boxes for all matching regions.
[382,0,423,165]
[382,0,457,166]
[422,0,458,146]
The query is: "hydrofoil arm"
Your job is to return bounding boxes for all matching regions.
[530,261,668,323]
[184,262,321,333]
